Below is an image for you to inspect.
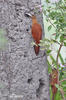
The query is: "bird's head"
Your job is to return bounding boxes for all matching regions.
[24,12,36,19]
[24,12,32,18]
[24,12,37,24]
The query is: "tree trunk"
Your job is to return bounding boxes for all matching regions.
[0,0,50,100]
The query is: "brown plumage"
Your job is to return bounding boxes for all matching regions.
[50,68,58,100]
[24,13,42,55]
[31,16,42,55]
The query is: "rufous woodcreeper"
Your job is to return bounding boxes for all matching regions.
[25,13,42,55]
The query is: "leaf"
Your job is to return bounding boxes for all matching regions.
[50,55,56,64]
[46,49,52,54]
[46,0,50,3]
[44,38,51,42]
[64,42,66,46]
[47,60,52,73]
[59,70,64,80]
[55,33,60,40]
[55,84,61,91]
[60,35,64,42]
[55,91,62,100]
[48,25,52,31]
[59,53,64,65]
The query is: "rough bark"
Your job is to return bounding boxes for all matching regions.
[0,0,50,100]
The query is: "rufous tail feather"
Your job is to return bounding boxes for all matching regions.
[34,45,40,55]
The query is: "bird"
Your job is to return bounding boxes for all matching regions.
[50,68,58,100]
[25,13,42,55]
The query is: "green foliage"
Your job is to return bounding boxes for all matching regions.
[64,42,66,46]
[55,84,62,91]
[55,91,62,100]
[48,25,52,31]
[39,0,66,99]
[43,0,66,40]
[59,53,64,65]
[46,49,52,54]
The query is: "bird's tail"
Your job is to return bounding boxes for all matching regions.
[34,45,40,55]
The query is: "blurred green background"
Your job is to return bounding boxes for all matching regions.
[42,0,66,63]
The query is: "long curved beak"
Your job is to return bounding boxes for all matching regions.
[24,12,32,18]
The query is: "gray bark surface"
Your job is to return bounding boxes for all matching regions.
[0,0,50,100]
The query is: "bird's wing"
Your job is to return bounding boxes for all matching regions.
[31,23,42,44]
